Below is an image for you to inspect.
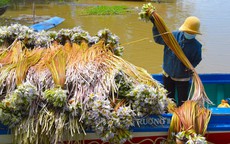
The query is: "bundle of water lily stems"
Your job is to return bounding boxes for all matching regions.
[0,24,173,144]
[139,3,212,143]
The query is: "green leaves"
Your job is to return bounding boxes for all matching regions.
[43,87,67,107]
[138,3,155,22]
[0,0,9,7]
[0,82,37,127]
[84,5,129,15]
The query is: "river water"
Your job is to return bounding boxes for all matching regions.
[1,0,230,74]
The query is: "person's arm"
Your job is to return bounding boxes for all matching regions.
[190,44,202,68]
[149,15,165,45]
[192,47,202,68]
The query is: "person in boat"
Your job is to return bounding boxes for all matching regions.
[149,14,202,107]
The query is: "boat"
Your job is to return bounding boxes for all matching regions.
[29,16,65,32]
[1,73,230,144]
[0,5,8,16]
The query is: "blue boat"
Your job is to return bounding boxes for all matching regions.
[152,73,230,106]
[1,73,230,144]
[29,16,65,32]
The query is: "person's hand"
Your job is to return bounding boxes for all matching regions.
[185,68,194,76]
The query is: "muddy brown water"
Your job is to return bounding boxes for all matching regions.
[1,0,230,74]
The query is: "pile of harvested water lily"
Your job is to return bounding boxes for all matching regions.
[0,24,174,144]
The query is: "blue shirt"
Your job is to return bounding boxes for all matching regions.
[152,26,202,78]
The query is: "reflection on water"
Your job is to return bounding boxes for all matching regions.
[1,0,230,74]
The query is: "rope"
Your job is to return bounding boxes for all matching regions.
[121,32,170,46]
[153,32,171,38]
[121,38,149,46]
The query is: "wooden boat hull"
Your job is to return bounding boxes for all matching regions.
[0,5,8,16]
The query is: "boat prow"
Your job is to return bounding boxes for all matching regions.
[0,5,8,16]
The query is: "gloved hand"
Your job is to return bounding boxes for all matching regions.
[185,68,194,76]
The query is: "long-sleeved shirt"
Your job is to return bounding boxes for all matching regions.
[152,24,202,79]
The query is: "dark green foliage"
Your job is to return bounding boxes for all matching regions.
[0,0,9,7]
[84,5,129,15]
[115,72,133,97]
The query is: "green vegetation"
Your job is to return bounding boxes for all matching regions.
[0,0,9,7]
[84,5,129,15]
